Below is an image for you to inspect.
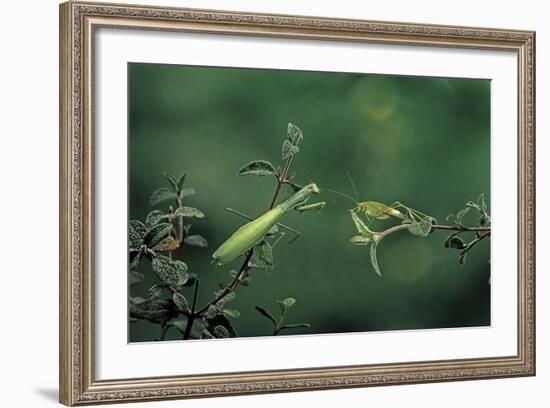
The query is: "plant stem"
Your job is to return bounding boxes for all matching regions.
[269,153,294,209]
[377,223,491,240]
[176,196,185,243]
[432,224,491,232]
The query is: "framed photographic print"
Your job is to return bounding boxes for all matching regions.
[59,1,536,405]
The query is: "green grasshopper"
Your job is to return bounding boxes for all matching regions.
[325,174,435,276]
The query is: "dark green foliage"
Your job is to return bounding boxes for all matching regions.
[183,235,208,248]
[143,223,173,249]
[151,255,187,287]
[129,220,147,250]
[237,160,276,177]
[444,194,491,266]
[255,298,310,335]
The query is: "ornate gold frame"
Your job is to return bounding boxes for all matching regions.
[59,1,536,405]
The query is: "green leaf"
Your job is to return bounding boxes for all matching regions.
[218,291,236,306]
[145,210,168,228]
[445,236,467,249]
[151,235,180,252]
[250,241,273,271]
[369,237,383,277]
[446,214,458,225]
[206,305,220,319]
[287,122,303,145]
[129,298,176,324]
[350,211,372,236]
[350,235,372,246]
[255,305,277,325]
[177,173,187,191]
[129,220,147,250]
[277,297,296,309]
[465,201,481,212]
[174,206,205,219]
[280,323,311,330]
[129,296,147,306]
[183,235,208,248]
[149,187,177,206]
[163,172,179,192]
[282,139,300,160]
[143,223,173,248]
[179,187,195,198]
[477,193,488,214]
[213,325,230,338]
[129,271,144,286]
[148,285,163,299]
[151,255,183,287]
[172,292,189,313]
[180,272,197,288]
[406,216,433,237]
[456,207,470,224]
[174,260,189,286]
[237,160,276,177]
[129,251,142,270]
[459,252,468,266]
[223,309,240,319]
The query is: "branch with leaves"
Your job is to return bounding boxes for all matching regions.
[348,194,491,276]
[129,123,323,341]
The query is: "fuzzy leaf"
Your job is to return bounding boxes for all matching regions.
[280,323,311,330]
[250,241,273,271]
[172,292,189,313]
[206,305,220,319]
[179,187,195,198]
[163,172,179,191]
[350,235,371,246]
[456,207,470,224]
[445,236,467,249]
[129,220,147,250]
[223,309,240,319]
[407,216,433,237]
[152,235,180,252]
[145,210,168,228]
[237,160,276,177]
[129,298,176,324]
[213,325,230,338]
[129,271,144,286]
[177,173,187,190]
[143,223,173,248]
[183,235,208,248]
[369,237,383,277]
[287,122,303,145]
[255,305,277,325]
[277,297,296,309]
[282,139,300,160]
[152,255,183,287]
[174,206,205,219]
[148,285,163,299]
[129,251,142,270]
[459,252,468,266]
[149,187,177,206]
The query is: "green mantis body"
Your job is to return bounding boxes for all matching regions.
[212,183,320,265]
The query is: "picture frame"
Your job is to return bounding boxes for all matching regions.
[59,1,536,405]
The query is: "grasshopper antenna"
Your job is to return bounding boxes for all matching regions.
[346,171,360,201]
[298,170,343,210]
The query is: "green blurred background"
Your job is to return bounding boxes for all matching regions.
[128,62,491,342]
